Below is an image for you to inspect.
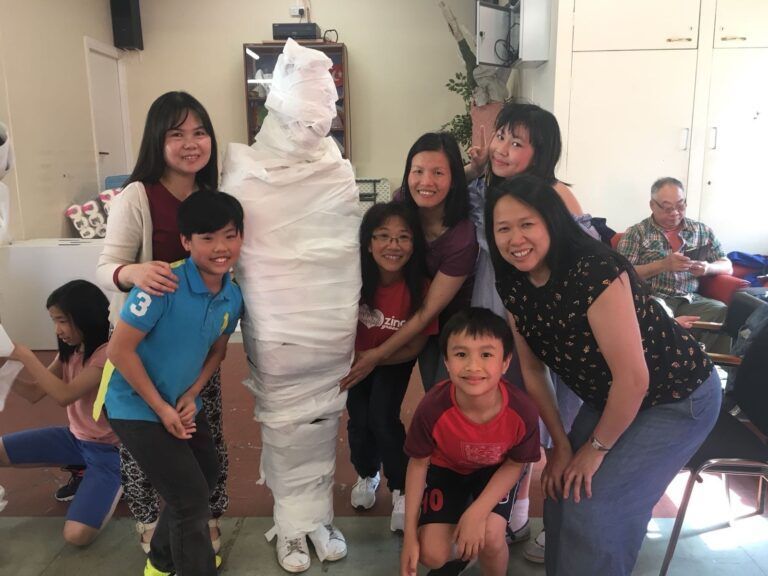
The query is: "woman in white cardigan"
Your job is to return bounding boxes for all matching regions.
[96,91,227,554]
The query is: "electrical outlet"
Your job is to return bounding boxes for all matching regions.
[289,6,302,17]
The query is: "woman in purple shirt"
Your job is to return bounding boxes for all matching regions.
[341,132,478,392]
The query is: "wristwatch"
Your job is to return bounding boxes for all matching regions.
[590,435,612,452]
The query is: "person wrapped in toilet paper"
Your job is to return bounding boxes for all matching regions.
[221,39,360,573]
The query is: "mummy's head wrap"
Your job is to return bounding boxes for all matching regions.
[257,38,338,157]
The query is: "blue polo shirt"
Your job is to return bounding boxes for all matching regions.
[104,257,242,422]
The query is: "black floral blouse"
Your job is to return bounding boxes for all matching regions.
[498,252,713,411]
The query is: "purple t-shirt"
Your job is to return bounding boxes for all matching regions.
[426,218,479,325]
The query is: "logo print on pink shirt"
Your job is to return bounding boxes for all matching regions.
[359,304,385,329]
[462,442,505,465]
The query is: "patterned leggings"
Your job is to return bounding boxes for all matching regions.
[119,369,229,524]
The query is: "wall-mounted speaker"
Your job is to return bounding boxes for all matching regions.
[110,0,143,50]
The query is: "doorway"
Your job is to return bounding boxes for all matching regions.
[84,37,131,189]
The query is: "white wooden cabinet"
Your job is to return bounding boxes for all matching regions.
[572,0,700,51]
[714,0,768,48]
[700,48,768,253]
[566,50,698,231]
[551,0,768,253]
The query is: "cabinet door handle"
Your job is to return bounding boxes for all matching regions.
[679,128,690,150]
[720,36,747,41]
[709,127,718,150]
[98,151,110,156]
[666,37,693,43]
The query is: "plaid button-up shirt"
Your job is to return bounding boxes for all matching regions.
[617,216,726,298]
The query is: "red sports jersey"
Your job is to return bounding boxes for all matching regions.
[355,279,437,352]
[405,379,541,475]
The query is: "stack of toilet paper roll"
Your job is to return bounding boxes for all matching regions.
[66,200,107,239]
[65,186,124,239]
[98,188,122,215]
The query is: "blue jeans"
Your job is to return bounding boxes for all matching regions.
[544,369,722,576]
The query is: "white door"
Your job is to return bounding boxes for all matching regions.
[564,50,698,232]
[85,39,130,188]
[699,48,768,254]
[573,0,700,51]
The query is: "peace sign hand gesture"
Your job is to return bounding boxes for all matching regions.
[467,125,490,179]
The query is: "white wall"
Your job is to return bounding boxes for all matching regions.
[0,0,114,239]
[0,0,475,239]
[120,0,474,188]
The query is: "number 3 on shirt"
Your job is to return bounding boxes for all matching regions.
[129,291,152,317]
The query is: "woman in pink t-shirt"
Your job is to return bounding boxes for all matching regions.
[0,280,120,546]
[341,202,438,533]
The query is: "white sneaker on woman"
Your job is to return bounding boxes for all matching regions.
[390,490,405,532]
[350,473,380,510]
[276,534,311,573]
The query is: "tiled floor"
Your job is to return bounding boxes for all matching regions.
[1,512,767,575]
[1,344,766,574]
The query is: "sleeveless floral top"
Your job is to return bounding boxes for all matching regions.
[497,252,713,410]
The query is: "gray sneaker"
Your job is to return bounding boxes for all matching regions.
[523,529,545,563]
[350,473,380,510]
[390,490,405,532]
[506,519,531,544]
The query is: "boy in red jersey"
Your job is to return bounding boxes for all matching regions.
[400,307,540,576]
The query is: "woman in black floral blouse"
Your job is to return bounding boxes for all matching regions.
[485,174,721,576]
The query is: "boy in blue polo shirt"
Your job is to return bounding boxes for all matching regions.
[104,191,243,576]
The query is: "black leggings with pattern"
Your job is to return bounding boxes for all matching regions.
[119,369,229,524]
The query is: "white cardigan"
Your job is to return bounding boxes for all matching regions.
[95,182,154,324]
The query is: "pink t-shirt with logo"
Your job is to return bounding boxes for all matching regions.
[355,279,438,352]
[65,344,119,445]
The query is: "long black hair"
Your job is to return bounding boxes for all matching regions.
[360,202,427,316]
[46,280,110,364]
[399,132,470,228]
[127,91,218,192]
[487,101,563,190]
[485,175,638,287]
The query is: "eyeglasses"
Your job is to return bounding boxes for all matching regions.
[652,199,687,214]
[371,233,413,246]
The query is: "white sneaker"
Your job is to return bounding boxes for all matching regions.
[350,473,380,510]
[308,524,347,562]
[523,529,545,564]
[390,490,405,532]
[276,534,311,573]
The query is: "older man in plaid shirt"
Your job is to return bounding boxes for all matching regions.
[618,177,733,353]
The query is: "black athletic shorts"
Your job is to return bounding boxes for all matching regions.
[417,463,516,526]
